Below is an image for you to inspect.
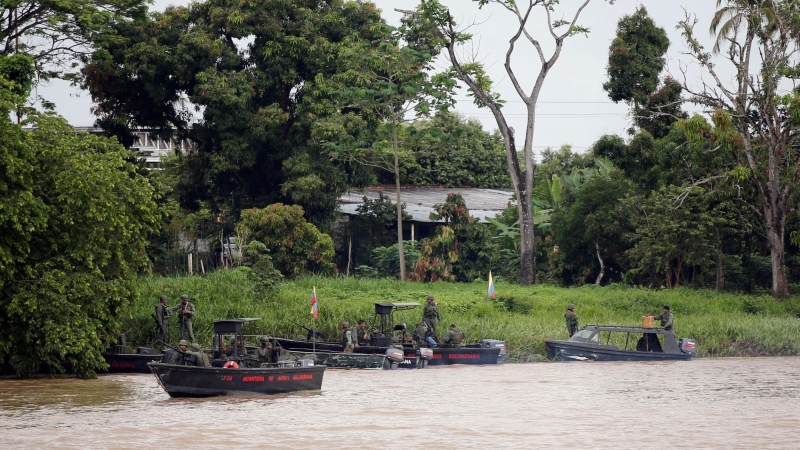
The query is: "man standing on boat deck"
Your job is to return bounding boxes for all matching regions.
[423,295,441,340]
[341,322,356,353]
[649,306,674,330]
[171,294,196,342]
[256,337,272,363]
[564,304,579,337]
[355,320,369,346]
[155,296,171,343]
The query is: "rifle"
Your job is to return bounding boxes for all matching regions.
[289,319,327,340]
[159,340,199,365]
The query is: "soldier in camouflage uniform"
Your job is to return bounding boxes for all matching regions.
[650,305,674,330]
[189,342,210,367]
[171,294,196,341]
[341,321,355,353]
[422,295,441,340]
[412,321,429,348]
[226,336,244,356]
[564,304,579,337]
[441,324,464,348]
[355,320,369,346]
[155,296,171,343]
[256,337,272,364]
[170,340,188,364]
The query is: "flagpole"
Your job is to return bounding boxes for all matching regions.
[313,286,316,355]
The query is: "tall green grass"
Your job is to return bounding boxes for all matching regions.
[130,270,800,361]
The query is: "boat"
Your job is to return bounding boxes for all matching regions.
[275,302,506,367]
[544,325,697,362]
[103,348,161,373]
[149,318,325,397]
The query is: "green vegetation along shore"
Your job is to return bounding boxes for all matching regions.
[130,270,800,362]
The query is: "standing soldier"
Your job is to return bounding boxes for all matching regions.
[341,322,355,353]
[355,320,369,346]
[172,294,196,342]
[256,337,272,364]
[564,304,579,337]
[422,295,441,340]
[649,305,674,330]
[155,295,171,343]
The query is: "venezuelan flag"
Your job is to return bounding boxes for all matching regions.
[488,271,496,298]
[311,286,319,319]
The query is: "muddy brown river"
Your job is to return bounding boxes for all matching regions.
[1,358,799,449]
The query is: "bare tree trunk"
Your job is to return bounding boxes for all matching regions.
[595,242,605,285]
[392,120,406,281]
[767,224,789,299]
[346,236,352,277]
[518,190,535,285]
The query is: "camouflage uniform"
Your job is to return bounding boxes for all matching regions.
[189,343,210,367]
[341,323,355,353]
[256,337,271,364]
[355,325,369,346]
[171,295,196,341]
[564,307,579,337]
[423,297,441,339]
[441,327,464,348]
[170,340,188,365]
[653,311,674,330]
[412,322,429,348]
[155,297,171,343]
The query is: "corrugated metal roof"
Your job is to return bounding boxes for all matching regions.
[338,187,513,223]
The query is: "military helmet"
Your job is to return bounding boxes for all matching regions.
[229,337,236,345]
[427,295,434,301]
[341,321,349,328]
[567,304,575,310]
[190,343,201,351]
[179,339,188,346]
[180,294,189,300]
[159,295,168,302]
[260,336,269,344]
[450,323,456,328]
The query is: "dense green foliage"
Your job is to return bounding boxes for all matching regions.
[84,0,387,227]
[237,204,335,278]
[130,272,800,361]
[0,60,160,377]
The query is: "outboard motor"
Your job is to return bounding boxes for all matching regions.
[297,359,315,367]
[481,339,507,364]
[384,347,404,370]
[679,338,697,355]
[417,348,434,368]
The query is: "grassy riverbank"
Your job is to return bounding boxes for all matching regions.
[128,270,800,361]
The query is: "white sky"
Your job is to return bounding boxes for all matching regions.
[39,0,722,153]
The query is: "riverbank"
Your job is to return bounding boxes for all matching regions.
[130,270,800,361]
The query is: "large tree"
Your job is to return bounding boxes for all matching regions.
[83,0,386,227]
[0,58,160,377]
[419,0,602,285]
[678,0,800,298]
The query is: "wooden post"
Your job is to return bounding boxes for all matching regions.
[188,253,193,275]
[200,259,205,275]
[346,236,352,276]
[411,223,415,242]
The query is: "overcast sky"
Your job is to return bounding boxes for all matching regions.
[40,0,722,153]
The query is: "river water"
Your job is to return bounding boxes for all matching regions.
[1,357,799,449]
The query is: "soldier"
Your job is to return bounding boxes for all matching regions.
[155,296,171,343]
[355,320,369,346]
[649,305,674,330]
[422,295,441,340]
[564,304,579,337]
[412,321,429,348]
[226,336,244,357]
[171,294,196,342]
[256,336,271,364]
[170,340,189,364]
[341,321,355,353]
[189,342,210,367]
[441,324,464,348]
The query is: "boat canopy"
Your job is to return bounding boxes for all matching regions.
[374,302,420,315]
[213,318,260,334]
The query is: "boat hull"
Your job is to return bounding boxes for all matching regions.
[545,340,693,362]
[286,351,386,369]
[148,362,325,397]
[273,338,504,366]
[102,353,162,373]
